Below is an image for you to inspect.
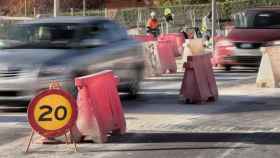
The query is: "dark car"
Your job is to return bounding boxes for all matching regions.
[212,7,280,71]
[0,16,144,102]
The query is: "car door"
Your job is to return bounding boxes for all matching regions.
[78,20,143,85]
[99,21,144,85]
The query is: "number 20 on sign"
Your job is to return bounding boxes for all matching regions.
[26,88,78,152]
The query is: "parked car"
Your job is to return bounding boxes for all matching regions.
[0,16,144,103]
[212,7,280,71]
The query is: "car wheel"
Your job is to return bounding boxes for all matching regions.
[225,66,231,71]
[128,81,139,99]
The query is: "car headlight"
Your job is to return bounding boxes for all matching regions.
[216,40,234,47]
[39,66,70,77]
[265,40,280,47]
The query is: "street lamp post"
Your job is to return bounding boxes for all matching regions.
[24,0,27,17]
[83,0,86,16]
[212,0,216,54]
[54,0,60,17]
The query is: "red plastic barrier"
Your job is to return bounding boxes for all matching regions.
[180,53,218,103]
[168,33,186,48]
[157,40,177,74]
[158,36,180,57]
[158,33,185,57]
[74,70,126,143]
[131,34,156,42]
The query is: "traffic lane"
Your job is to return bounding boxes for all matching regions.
[141,68,257,91]
[0,67,257,115]
[0,66,257,109]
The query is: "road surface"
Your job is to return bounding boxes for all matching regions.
[1,67,280,158]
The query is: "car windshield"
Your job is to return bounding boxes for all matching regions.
[234,11,280,28]
[0,23,78,49]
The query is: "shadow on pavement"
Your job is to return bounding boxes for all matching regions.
[32,146,248,154]
[214,67,258,73]
[109,132,280,145]
[81,146,248,153]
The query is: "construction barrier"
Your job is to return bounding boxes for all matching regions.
[131,34,156,42]
[180,53,218,104]
[168,33,186,49]
[158,35,180,57]
[158,33,185,57]
[257,46,280,88]
[73,70,126,143]
[143,41,162,77]
[157,40,177,74]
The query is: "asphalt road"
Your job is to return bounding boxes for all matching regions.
[2,67,280,158]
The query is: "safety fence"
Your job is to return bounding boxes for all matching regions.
[5,0,280,30]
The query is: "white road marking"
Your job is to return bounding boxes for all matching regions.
[218,142,244,158]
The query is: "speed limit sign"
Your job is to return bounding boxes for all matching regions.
[27,89,78,138]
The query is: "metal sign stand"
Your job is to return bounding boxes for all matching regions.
[25,129,77,153]
[25,81,77,153]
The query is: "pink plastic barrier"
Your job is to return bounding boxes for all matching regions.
[180,54,218,104]
[158,33,185,57]
[74,70,126,143]
[168,33,186,47]
[158,35,180,57]
[157,40,177,74]
[131,34,156,42]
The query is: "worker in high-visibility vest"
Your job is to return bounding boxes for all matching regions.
[164,8,173,23]
[146,11,160,37]
[201,11,212,41]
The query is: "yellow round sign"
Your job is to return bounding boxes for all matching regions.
[28,89,77,138]
[34,94,73,130]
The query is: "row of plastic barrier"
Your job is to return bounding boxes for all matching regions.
[135,33,218,103]
[158,33,185,57]
[132,33,185,57]
[142,40,177,76]
[69,67,218,145]
[132,33,185,76]
[69,35,219,143]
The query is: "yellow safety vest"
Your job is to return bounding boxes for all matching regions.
[164,8,172,16]
[201,16,208,33]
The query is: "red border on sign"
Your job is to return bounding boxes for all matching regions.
[27,89,78,138]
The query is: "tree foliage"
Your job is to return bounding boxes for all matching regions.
[153,0,236,6]
[1,0,280,16]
